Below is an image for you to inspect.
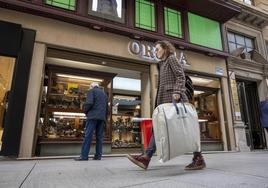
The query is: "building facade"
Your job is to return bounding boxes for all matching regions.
[0,0,254,158]
[224,0,268,151]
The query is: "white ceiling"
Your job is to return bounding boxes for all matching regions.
[46,57,141,79]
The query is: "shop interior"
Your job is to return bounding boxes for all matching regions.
[36,56,144,155]
[0,56,15,151]
[190,75,222,143]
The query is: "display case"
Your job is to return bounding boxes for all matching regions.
[38,65,115,143]
[111,95,141,148]
[194,91,221,141]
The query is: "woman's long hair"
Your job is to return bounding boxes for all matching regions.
[155,40,176,58]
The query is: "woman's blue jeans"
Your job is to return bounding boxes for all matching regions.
[80,119,104,160]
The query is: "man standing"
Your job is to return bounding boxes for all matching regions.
[75,82,108,161]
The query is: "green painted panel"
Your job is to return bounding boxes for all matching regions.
[135,0,155,31]
[46,0,76,11]
[164,7,182,38]
[188,12,222,50]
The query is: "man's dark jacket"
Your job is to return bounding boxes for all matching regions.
[84,86,108,121]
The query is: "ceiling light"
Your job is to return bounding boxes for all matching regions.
[53,112,85,117]
[194,90,205,95]
[56,74,103,82]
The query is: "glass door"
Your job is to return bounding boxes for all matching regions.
[0,56,15,150]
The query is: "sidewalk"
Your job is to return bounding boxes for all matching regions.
[0,151,268,188]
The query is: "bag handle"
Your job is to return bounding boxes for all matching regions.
[172,99,187,115]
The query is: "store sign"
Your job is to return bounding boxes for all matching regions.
[128,41,158,61]
[128,40,190,66]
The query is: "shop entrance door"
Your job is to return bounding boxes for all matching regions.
[237,80,265,150]
[0,56,15,151]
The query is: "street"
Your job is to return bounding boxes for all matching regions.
[0,151,268,188]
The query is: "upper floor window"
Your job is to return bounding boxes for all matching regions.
[45,0,76,11]
[242,0,254,5]
[135,0,156,31]
[164,7,182,38]
[227,32,254,53]
[188,12,222,50]
[88,0,125,23]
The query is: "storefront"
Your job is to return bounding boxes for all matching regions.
[225,18,268,151]
[0,20,36,156]
[0,8,235,158]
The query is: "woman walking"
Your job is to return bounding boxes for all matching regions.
[127,40,206,170]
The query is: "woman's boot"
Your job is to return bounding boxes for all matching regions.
[184,152,206,170]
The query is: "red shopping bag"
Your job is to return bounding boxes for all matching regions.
[141,119,152,150]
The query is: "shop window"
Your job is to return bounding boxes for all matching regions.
[88,0,125,23]
[190,76,222,142]
[45,0,76,11]
[112,95,141,148]
[164,7,182,38]
[0,56,15,151]
[37,66,113,143]
[227,32,254,53]
[135,0,156,31]
[112,77,141,149]
[188,12,222,50]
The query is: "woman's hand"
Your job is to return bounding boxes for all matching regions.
[172,94,180,102]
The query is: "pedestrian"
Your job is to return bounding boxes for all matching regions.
[74,82,108,161]
[127,40,206,170]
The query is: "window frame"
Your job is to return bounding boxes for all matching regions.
[44,0,77,11]
[227,31,255,53]
[87,0,126,24]
[134,0,157,32]
[188,12,223,51]
[163,6,183,39]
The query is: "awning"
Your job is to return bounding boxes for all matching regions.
[165,0,241,23]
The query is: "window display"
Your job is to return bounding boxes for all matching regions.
[190,75,221,141]
[112,95,141,148]
[194,91,221,141]
[38,66,112,141]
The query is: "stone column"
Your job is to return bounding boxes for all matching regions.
[141,72,150,118]
[19,43,46,158]
[150,64,158,115]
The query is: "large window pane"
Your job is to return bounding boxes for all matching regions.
[88,0,125,23]
[227,33,235,43]
[228,43,236,52]
[135,0,156,31]
[245,38,253,48]
[236,35,245,45]
[188,12,222,50]
[164,7,182,38]
[227,32,255,53]
[46,0,76,11]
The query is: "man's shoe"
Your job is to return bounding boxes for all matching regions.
[127,154,150,170]
[92,157,101,160]
[74,157,88,161]
[185,152,206,170]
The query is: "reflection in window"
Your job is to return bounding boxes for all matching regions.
[164,7,182,38]
[45,0,76,11]
[88,0,125,23]
[135,0,156,31]
[227,32,254,53]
